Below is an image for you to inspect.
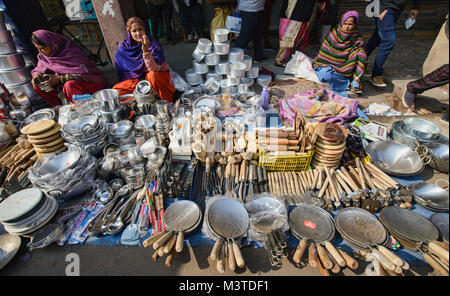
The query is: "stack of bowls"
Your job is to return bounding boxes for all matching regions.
[61,114,107,156]
[155,100,172,146]
[0,188,58,236]
[92,89,123,124]
[108,120,135,147]
[28,148,97,203]
[311,122,348,169]
[0,9,37,102]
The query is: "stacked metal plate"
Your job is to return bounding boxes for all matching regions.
[62,114,107,155]
[0,188,58,236]
[411,182,449,212]
[430,213,449,244]
[379,207,439,251]
[164,200,202,236]
[289,204,335,244]
[335,207,390,250]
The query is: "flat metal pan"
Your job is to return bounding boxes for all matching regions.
[411,182,449,211]
[288,204,335,244]
[430,213,449,244]
[379,207,439,243]
[0,234,21,270]
[164,200,201,233]
[208,198,249,239]
[335,207,387,247]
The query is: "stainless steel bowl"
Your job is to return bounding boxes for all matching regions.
[246,65,259,79]
[228,48,244,63]
[135,80,152,95]
[402,117,441,140]
[0,29,13,43]
[109,120,133,138]
[0,67,31,85]
[193,60,209,74]
[243,55,252,71]
[0,41,16,55]
[205,53,220,66]
[213,28,229,43]
[92,89,120,112]
[100,108,122,123]
[215,62,229,75]
[194,95,221,110]
[0,52,25,70]
[34,150,81,177]
[197,38,212,53]
[366,141,424,176]
[134,114,156,131]
[192,47,205,62]
[185,68,203,85]
[214,41,230,55]
[229,62,247,78]
[6,81,36,98]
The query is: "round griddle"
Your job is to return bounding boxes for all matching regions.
[0,188,44,223]
[208,198,249,239]
[429,213,449,244]
[379,207,439,245]
[163,200,201,234]
[288,204,335,244]
[335,207,387,249]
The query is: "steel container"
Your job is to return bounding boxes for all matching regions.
[228,48,244,63]
[185,68,203,85]
[197,38,212,53]
[0,52,25,70]
[193,60,209,74]
[229,62,247,78]
[204,78,220,95]
[246,65,259,79]
[92,89,120,112]
[0,42,16,55]
[0,67,31,85]
[206,72,223,81]
[0,29,12,43]
[402,117,441,140]
[214,41,230,55]
[205,53,220,65]
[213,28,229,43]
[215,62,229,75]
[243,55,252,71]
[192,47,205,62]
[5,81,36,98]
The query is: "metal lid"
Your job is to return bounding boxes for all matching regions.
[208,198,249,239]
[0,188,44,222]
[289,204,335,244]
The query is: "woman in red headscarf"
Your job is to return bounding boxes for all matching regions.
[30,30,107,107]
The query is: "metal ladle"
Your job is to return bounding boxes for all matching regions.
[106,190,138,235]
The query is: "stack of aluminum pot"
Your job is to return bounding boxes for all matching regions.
[0,9,37,104]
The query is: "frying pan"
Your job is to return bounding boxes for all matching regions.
[379,207,447,275]
[208,198,249,271]
[410,182,449,212]
[430,213,449,244]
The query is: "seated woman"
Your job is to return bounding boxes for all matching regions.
[312,10,367,96]
[113,17,175,102]
[31,30,107,107]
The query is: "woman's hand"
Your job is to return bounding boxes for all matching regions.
[41,74,62,87]
[141,35,150,53]
[31,74,42,86]
[379,9,387,20]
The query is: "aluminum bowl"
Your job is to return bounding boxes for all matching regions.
[213,28,229,43]
[23,108,55,126]
[194,95,221,110]
[109,120,133,138]
[6,81,36,99]
[243,55,252,71]
[135,80,152,95]
[0,52,25,70]
[100,108,122,123]
[402,117,441,140]
[92,89,120,112]
[228,48,244,63]
[205,53,220,66]
[229,62,247,78]
[185,68,203,85]
[0,41,16,55]
[192,47,205,62]
[193,60,209,74]
[365,141,424,176]
[134,114,156,131]
[0,67,31,85]
[214,41,230,55]
[0,29,13,44]
[215,62,229,75]
[246,65,259,79]
[197,38,212,53]
[34,150,81,177]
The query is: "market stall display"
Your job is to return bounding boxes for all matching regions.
[20,119,66,157]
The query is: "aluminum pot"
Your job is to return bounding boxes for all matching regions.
[222,77,240,86]
[228,48,244,63]
[401,117,441,141]
[229,62,247,78]
[185,68,203,85]
[0,52,25,70]
[197,38,212,53]
[0,67,31,85]
[238,78,253,93]
[0,29,12,44]
[100,108,123,123]
[0,42,16,55]
[246,65,259,79]
[109,120,133,139]
[204,78,220,95]
[193,60,209,74]
[243,55,252,71]
[214,41,230,55]
[206,72,223,81]
[192,47,205,62]
[205,53,220,66]
[424,142,449,173]
[213,28,229,43]
[92,89,120,112]
[215,62,229,75]
[5,81,36,98]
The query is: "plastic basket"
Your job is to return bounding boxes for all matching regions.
[258,149,315,172]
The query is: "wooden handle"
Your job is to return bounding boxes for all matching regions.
[295,172,305,193]
[371,249,396,271]
[355,159,367,190]
[339,167,359,191]
[165,248,176,267]
[433,241,449,251]
[358,157,376,189]
[308,243,318,268]
[210,238,222,261]
[158,245,165,257]
[316,168,323,190]
[152,245,164,262]
[232,240,245,268]
[286,172,296,197]
[423,252,449,276]
[291,171,302,194]
[335,172,353,194]
[239,160,247,182]
[317,177,330,198]
[175,231,184,253]
[324,167,338,200]
[293,239,308,264]
[377,245,405,267]
[143,231,167,248]
[316,256,330,276]
[363,163,393,189]
[337,248,358,270]
[272,172,280,198]
[227,242,236,271]
[163,233,178,254]
[153,232,172,250]
[324,242,346,267]
[429,241,449,263]
[347,166,362,188]
[316,244,333,270]
[366,162,399,187]
[216,243,225,273]
[329,253,341,274]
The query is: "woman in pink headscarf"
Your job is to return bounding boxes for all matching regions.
[30,30,107,107]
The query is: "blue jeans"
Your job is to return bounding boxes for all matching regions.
[364,9,400,77]
[314,66,359,97]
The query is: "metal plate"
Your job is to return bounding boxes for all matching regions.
[411,182,449,210]
[164,200,201,232]
[208,198,249,239]
[0,234,21,270]
[430,213,449,244]
[379,206,439,243]
[335,207,386,247]
[289,204,335,244]
[0,188,44,222]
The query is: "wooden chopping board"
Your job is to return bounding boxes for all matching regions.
[21,119,55,135]
[315,139,346,150]
[32,137,64,149]
[33,141,65,153]
[28,133,62,145]
[36,146,67,157]
[26,124,61,140]
[314,145,346,155]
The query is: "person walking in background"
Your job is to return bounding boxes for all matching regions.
[318,0,342,42]
[235,0,266,62]
[145,0,176,46]
[275,0,327,67]
[263,0,276,50]
[173,0,203,42]
[364,0,421,87]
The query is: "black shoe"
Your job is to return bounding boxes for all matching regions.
[441,111,449,124]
